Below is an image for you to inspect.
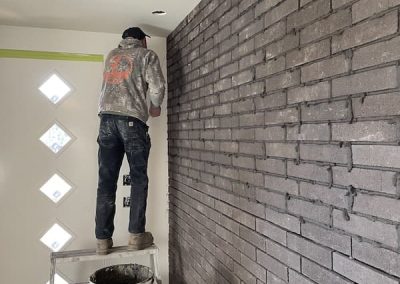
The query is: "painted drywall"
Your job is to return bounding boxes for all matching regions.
[0,25,168,283]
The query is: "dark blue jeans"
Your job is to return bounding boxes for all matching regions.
[95,114,150,239]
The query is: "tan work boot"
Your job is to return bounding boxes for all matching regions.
[96,238,113,255]
[128,232,154,250]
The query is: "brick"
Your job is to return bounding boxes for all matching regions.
[267,273,286,284]
[220,35,238,53]
[353,92,400,117]
[287,161,330,183]
[239,169,264,187]
[301,101,349,122]
[233,70,254,87]
[220,166,239,179]
[265,108,299,125]
[255,92,287,111]
[333,252,398,284]
[234,262,257,284]
[220,88,239,103]
[240,197,265,217]
[233,207,256,229]
[255,0,284,17]
[264,175,299,195]
[300,144,348,164]
[301,55,350,82]
[333,209,398,247]
[215,103,232,116]
[267,239,301,271]
[240,225,266,249]
[233,128,255,140]
[301,222,351,255]
[266,33,299,60]
[332,121,398,142]
[240,112,264,127]
[241,253,267,281]
[256,218,287,245]
[288,270,314,284]
[288,81,330,104]
[214,78,232,92]
[232,98,254,113]
[221,115,239,127]
[214,24,231,44]
[287,39,330,68]
[257,188,287,209]
[219,6,238,28]
[265,142,298,159]
[257,250,289,282]
[300,9,351,44]
[255,126,286,141]
[220,141,238,153]
[232,9,254,33]
[256,57,286,79]
[333,66,398,97]
[332,0,353,9]
[300,182,347,208]
[332,166,398,194]
[353,36,400,69]
[233,38,255,59]
[239,81,264,98]
[239,142,264,156]
[220,62,239,78]
[264,0,299,28]
[352,238,400,278]
[287,124,330,141]
[265,207,301,233]
[353,145,400,168]
[215,51,232,68]
[233,155,255,169]
[256,158,286,175]
[239,0,257,13]
[215,153,232,165]
[302,258,353,284]
[255,20,286,49]
[354,0,400,22]
[265,70,301,92]
[240,50,264,71]
[239,19,264,43]
[353,193,400,222]
[300,0,313,6]
[332,11,398,53]
[287,233,332,268]
[287,0,331,30]
[288,198,331,224]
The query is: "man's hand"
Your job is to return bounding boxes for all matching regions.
[149,102,161,117]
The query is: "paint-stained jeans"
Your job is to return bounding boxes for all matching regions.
[95,114,150,239]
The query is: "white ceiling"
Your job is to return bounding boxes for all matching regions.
[0,0,201,37]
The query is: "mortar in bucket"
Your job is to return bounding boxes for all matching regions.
[89,263,154,284]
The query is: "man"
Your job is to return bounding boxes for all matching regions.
[95,27,165,255]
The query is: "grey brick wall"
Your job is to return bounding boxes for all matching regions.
[167,0,400,283]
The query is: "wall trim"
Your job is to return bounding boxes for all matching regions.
[0,49,104,62]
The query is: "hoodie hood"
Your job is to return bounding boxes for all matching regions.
[119,38,143,49]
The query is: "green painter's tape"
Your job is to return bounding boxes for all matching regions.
[0,49,103,62]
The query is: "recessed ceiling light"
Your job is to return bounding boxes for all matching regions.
[152,10,166,15]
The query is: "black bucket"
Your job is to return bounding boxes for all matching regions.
[89,263,154,284]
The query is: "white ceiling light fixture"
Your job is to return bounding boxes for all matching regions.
[152,10,166,15]
[39,73,72,105]
[40,174,72,204]
[40,223,72,252]
[39,123,73,154]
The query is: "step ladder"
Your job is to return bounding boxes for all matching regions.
[50,244,161,284]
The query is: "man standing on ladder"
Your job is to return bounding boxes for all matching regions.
[95,27,165,255]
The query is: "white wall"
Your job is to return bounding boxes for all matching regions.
[0,25,169,283]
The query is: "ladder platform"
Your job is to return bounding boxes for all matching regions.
[51,244,159,263]
[50,244,161,284]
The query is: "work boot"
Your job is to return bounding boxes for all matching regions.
[96,238,113,255]
[128,232,154,250]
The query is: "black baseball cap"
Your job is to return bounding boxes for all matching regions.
[122,27,150,40]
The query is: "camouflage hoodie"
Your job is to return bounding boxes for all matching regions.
[98,38,165,122]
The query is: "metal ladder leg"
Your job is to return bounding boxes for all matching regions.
[149,248,161,284]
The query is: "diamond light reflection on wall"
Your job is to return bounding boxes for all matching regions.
[40,124,72,154]
[40,224,72,252]
[39,74,71,104]
[40,174,72,203]
[46,274,69,284]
